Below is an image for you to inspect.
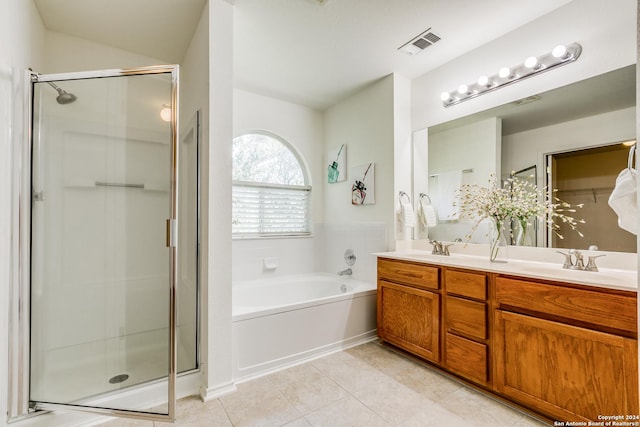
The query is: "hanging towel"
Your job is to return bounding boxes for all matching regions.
[398,198,416,227]
[608,167,637,235]
[424,204,438,228]
[418,198,438,229]
[436,170,463,220]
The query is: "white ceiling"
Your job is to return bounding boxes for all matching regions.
[232,0,573,109]
[33,0,208,64]
[34,0,573,110]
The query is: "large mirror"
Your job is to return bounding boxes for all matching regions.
[418,64,637,253]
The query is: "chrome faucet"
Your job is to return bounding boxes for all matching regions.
[337,268,352,276]
[557,249,605,272]
[430,240,452,256]
[430,240,443,255]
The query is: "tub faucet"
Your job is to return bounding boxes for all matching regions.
[338,268,352,276]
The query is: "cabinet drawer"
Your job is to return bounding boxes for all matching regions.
[445,269,486,300]
[445,296,487,340]
[445,333,488,384]
[495,277,637,335]
[378,258,439,290]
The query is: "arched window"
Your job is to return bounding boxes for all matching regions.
[232,132,311,236]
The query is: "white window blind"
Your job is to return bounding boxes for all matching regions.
[232,182,311,236]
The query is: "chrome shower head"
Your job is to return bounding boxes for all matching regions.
[46,81,77,104]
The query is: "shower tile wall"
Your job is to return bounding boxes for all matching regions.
[231,228,323,281]
[322,222,386,284]
[231,222,386,283]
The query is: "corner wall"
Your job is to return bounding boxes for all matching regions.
[202,0,235,399]
[324,75,395,248]
[0,0,46,424]
[231,89,325,282]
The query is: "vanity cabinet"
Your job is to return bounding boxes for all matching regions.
[377,257,639,423]
[494,276,639,422]
[377,258,440,362]
[443,269,489,385]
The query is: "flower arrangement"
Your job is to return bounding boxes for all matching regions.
[455,173,585,254]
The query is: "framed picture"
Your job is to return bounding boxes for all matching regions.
[351,162,375,205]
[327,144,347,183]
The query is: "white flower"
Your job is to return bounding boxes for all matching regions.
[455,173,584,241]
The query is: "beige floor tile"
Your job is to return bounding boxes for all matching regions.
[97,417,154,427]
[437,387,538,427]
[399,401,471,427]
[351,374,437,425]
[350,344,463,402]
[282,416,314,427]
[268,364,349,414]
[304,396,390,427]
[219,376,301,427]
[389,361,464,402]
[310,350,390,396]
[513,413,551,427]
[96,342,548,427]
[155,397,233,427]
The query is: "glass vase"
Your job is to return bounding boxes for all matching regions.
[489,217,509,262]
[514,217,534,247]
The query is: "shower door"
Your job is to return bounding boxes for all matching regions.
[29,66,179,421]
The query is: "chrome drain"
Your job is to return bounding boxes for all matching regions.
[109,374,129,384]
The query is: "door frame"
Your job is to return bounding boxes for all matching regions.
[8,64,179,423]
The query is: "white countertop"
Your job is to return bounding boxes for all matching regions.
[375,250,638,292]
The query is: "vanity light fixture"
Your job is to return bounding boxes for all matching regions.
[441,42,582,107]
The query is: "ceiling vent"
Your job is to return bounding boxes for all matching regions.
[512,95,542,106]
[399,28,441,56]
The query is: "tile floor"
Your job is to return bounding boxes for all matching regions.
[100,341,548,427]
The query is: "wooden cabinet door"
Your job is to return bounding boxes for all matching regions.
[494,310,639,422]
[378,280,440,362]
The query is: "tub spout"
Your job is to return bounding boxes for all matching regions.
[337,268,352,276]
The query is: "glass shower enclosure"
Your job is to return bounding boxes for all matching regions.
[26,65,190,421]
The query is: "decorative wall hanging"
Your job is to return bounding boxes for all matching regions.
[327,144,347,183]
[351,162,375,205]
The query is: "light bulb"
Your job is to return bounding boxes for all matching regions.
[457,84,468,95]
[440,91,451,102]
[160,105,172,122]
[477,75,489,86]
[524,56,538,69]
[498,67,511,78]
[552,44,567,58]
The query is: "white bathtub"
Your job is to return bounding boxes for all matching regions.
[232,273,378,381]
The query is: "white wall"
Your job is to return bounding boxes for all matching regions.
[407,0,636,248]
[324,75,395,247]
[233,89,325,221]
[178,0,210,377]
[231,89,325,281]
[202,0,235,399]
[393,74,413,241]
[427,117,502,243]
[0,0,46,423]
[502,107,636,181]
[42,31,169,74]
[412,0,636,131]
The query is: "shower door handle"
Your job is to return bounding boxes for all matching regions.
[166,219,177,248]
